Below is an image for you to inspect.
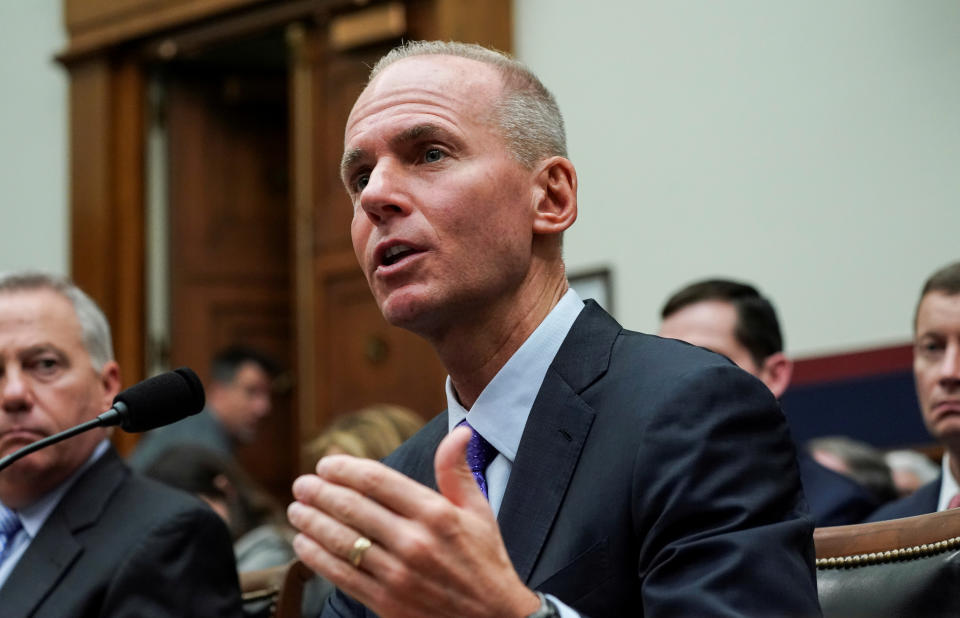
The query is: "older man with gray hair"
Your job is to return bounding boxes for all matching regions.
[0,272,241,616]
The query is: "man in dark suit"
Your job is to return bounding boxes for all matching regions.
[129,345,276,472]
[286,41,820,616]
[867,261,960,522]
[0,272,241,616]
[658,278,883,526]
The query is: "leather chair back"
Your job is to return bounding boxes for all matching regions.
[815,509,960,617]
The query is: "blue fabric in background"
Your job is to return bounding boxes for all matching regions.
[781,370,930,448]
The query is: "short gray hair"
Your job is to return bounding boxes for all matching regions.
[0,272,115,371]
[369,41,567,168]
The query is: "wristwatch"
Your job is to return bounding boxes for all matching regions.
[526,592,561,618]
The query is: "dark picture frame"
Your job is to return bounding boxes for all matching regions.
[568,267,613,315]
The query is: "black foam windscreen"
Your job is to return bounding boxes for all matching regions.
[112,367,206,433]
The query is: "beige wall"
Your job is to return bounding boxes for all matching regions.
[516,0,960,356]
[0,0,68,275]
[3,1,959,358]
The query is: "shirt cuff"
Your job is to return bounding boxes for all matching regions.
[546,593,581,618]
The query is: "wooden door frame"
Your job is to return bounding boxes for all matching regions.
[59,0,511,456]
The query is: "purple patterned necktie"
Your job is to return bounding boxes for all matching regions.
[457,420,498,499]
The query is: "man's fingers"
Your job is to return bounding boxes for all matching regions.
[290,474,402,556]
[287,495,362,562]
[288,490,464,616]
[435,425,491,512]
[312,454,446,519]
[289,529,386,609]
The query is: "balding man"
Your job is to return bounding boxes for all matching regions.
[287,42,820,617]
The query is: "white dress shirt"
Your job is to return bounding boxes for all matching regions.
[937,453,960,511]
[444,288,584,617]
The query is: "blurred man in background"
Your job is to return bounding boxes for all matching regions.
[659,278,882,525]
[130,345,275,471]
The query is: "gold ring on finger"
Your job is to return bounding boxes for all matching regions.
[348,536,372,568]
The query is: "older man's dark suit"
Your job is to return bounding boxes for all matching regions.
[865,477,941,522]
[0,447,241,617]
[324,302,820,616]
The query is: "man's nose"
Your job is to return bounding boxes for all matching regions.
[358,161,411,224]
[257,396,272,417]
[1,368,32,412]
[940,340,960,384]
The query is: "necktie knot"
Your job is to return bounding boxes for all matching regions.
[948,493,960,510]
[0,504,23,559]
[457,420,498,499]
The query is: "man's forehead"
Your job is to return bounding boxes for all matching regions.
[366,54,500,96]
[0,288,72,317]
[348,55,501,127]
[0,289,85,350]
[663,300,739,332]
[917,291,960,333]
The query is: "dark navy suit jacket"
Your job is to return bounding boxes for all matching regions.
[865,476,941,522]
[323,302,821,617]
[0,447,241,617]
[797,451,881,527]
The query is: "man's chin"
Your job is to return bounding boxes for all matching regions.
[0,454,49,501]
[380,295,445,334]
[932,418,960,453]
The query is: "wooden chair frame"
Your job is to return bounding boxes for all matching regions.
[240,559,314,618]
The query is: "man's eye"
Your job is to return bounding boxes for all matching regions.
[917,340,944,355]
[424,148,445,163]
[355,174,370,192]
[31,358,60,373]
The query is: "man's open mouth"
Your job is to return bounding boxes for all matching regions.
[382,244,418,266]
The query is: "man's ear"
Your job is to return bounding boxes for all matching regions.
[531,156,577,235]
[99,360,122,408]
[759,352,793,400]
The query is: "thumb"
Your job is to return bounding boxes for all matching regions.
[435,425,489,512]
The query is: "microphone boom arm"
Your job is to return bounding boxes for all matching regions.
[0,404,125,473]
[0,367,202,474]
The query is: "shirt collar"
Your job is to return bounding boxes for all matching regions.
[446,289,585,461]
[938,452,960,511]
[13,439,110,538]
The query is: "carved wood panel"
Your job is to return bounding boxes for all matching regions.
[303,252,447,460]
[64,0,513,482]
[167,59,295,498]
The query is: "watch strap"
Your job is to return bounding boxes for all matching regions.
[525,591,561,618]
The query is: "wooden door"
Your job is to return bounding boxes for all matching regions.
[63,0,512,486]
[289,26,449,469]
[165,34,295,498]
[289,2,513,469]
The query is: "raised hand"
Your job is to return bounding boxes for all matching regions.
[287,425,540,618]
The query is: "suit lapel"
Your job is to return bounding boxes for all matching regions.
[498,371,595,583]
[497,301,620,583]
[0,448,127,615]
[387,413,448,491]
[0,511,84,616]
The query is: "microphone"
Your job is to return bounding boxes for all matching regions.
[0,367,205,472]
[100,367,205,432]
